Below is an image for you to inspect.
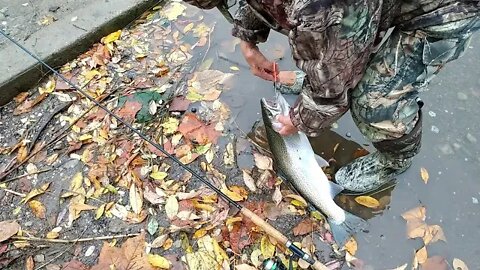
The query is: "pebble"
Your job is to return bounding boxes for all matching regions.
[473,197,479,204]
[85,245,95,257]
[345,132,351,138]
[24,221,33,227]
[431,125,439,133]
[457,92,468,100]
[428,111,436,117]
[48,6,60,12]
[466,133,477,143]
[34,254,45,262]
[453,143,462,151]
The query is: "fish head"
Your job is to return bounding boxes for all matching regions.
[260,92,290,131]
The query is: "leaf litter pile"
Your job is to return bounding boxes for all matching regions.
[0,2,471,270]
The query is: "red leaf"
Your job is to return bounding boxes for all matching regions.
[116,101,142,122]
[169,96,191,112]
[62,259,89,270]
[178,113,220,145]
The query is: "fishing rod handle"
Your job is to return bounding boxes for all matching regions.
[239,208,329,270]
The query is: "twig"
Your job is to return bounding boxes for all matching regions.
[199,24,216,67]
[3,189,26,197]
[1,168,51,184]
[11,233,140,243]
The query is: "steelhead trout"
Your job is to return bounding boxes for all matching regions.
[260,92,367,245]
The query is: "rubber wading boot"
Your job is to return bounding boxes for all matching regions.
[335,111,423,193]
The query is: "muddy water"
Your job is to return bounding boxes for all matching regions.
[198,7,480,269]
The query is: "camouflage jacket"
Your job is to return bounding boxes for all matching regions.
[232,0,480,136]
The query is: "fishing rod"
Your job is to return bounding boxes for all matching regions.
[0,30,328,270]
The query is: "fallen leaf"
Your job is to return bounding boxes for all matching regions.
[343,237,358,256]
[355,196,380,209]
[284,194,308,207]
[421,256,448,270]
[221,186,247,202]
[21,182,51,204]
[420,167,429,184]
[91,232,154,270]
[242,170,257,192]
[147,218,159,236]
[235,264,256,270]
[415,246,428,265]
[169,96,191,112]
[16,145,28,162]
[13,92,29,103]
[423,224,446,245]
[28,200,46,219]
[163,2,186,20]
[147,254,171,268]
[26,256,34,270]
[151,234,168,248]
[62,259,89,270]
[402,206,426,223]
[272,186,282,205]
[129,184,143,215]
[260,235,276,259]
[13,93,48,115]
[293,219,318,236]
[178,113,220,145]
[230,66,240,71]
[165,196,179,220]
[254,153,273,170]
[0,220,20,242]
[102,30,122,44]
[116,101,142,122]
[388,263,408,270]
[223,142,235,166]
[161,117,180,135]
[453,258,469,270]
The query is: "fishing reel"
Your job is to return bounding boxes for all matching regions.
[262,256,293,270]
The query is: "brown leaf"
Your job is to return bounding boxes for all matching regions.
[26,256,34,270]
[13,93,48,115]
[406,219,428,239]
[293,219,318,236]
[91,232,154,270]
[0,220,20,242]
[13,92,29,104]
[421,256,448,270]
[116,100,142,122]
[28,200,46,219]
[169,95,191,112]
[21,182,51,204]
[242,169,257,192]
[253,153,273,171]
[420,167,429,184]
[16,145,28,163]
[178,113,220,145]
[401,206,426,223]
[423,224,446,245]
[352,148,370,159]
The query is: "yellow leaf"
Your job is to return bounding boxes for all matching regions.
[46,231,59,239]
[285,194,307,207]
[129,184,143,215]
[150,171,168,180]
[415,246,428,265]
[221,186,245,202]
[21,182,51,204]
[343,237,358,256]
[78,134,93,141]
[28,200,46,219]
[260,235,276,259]
[229,66,240,71]
[226,217,242,226]
[453,258,469,270]
[420,167,429,184]
[192,201,214,212]
[38,79,56,94]
[162,238,173,250]
[71,203,96,211]
[16,145,28,163]
[147,254,171,269]
[165,196,179,219]
[102,30,122,44]
[70,172,83,191]
[183,23,194,33]
[354,196,380,209]
[193,228,208,239]
[95,203,106,220]
[163,2,186,20]
[84,70,101,81]
[161,117,179,135]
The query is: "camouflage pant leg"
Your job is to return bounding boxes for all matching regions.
[350,16,480,144]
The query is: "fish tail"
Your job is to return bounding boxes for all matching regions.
[328,211,368,246]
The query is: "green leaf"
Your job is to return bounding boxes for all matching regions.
[147,218,159,235]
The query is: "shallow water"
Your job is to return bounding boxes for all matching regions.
[198,7,480,269]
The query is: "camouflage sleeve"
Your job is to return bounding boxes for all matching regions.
[288,1,383,137]
[231,0,270,43]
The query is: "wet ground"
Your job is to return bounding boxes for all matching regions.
[201,7,480,269]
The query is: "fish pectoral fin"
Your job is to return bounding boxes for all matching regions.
[329,181,344,198]
[314,154,329,167]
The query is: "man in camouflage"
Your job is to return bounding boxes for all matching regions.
[184,0,480,192]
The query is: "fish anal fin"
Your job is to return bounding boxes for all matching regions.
[329,181,344,198]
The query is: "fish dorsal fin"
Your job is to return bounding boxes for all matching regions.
[329,181,344,198]
[315,154,329,167]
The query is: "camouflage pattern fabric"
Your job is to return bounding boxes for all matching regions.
[230,0,480,157]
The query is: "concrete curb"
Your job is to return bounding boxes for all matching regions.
[0,0,162,106]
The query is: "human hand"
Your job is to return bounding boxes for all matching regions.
[276,115,298,136]
[240,41,279,81]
